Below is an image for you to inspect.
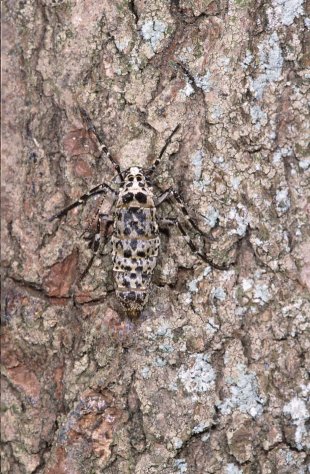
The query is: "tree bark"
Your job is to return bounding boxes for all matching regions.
[1,0,309,473]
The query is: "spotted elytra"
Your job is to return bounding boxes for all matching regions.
[49,108,231,318]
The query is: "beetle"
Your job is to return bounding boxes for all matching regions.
[49,109,229,318]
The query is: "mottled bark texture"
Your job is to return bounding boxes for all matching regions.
[1,0,309,473]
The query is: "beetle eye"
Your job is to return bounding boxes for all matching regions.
[128,176,134,181]
[137,176,142,182]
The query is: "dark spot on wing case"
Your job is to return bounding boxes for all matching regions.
[130,239,138,250]
[122,192,134,204]
[135,192,147,204]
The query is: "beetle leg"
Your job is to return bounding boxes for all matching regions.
[49,182,116,221]
[156,189,235,270]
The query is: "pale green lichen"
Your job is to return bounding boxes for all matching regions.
[283,397,310,450]
[211,287,227,301]
[253,283,271,305]
[141,367,150,379]
[187,267,211,294]
[180,81,195,98]
[228,205,249,236]
[178,353,216,395]
[234,0,249,6]
[174,458,188,473]
[194,71,212,92]
[218,363,264,418]
[250,32,283,100]
[172,437,183,449]
[115,37,131,52]
[225,464,243,474]
[141,19,167,51]
[155,356,167,367]
[276,187,291,216]
[267,0,304,27]
[299,158,310,170]
[272,147,292,165]
[203,207,220,228]
[250,104,267,129]
[192,422,208,434]
[241,50,253,69]
[191,150,204,180]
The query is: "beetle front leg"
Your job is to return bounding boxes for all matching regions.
[49,182,116,221]
[155,187,215,240]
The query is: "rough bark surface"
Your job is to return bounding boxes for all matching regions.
[1,1,309,473]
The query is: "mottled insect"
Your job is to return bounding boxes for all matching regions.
[50,109,227,318]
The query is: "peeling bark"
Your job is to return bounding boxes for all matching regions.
[1,0,309,473]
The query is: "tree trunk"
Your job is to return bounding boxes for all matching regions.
[2,1,309,472]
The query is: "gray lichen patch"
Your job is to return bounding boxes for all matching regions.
[283,396,310,450]
[217,341,265,419]
[203,206,220,228]
[194,71,212,93]
[218,362,264,418]
[249,32,283,100]
[225,464,243,474]
[141,19,168,52]
[190,149,204,181]
[226,204,249,237]
[178,353,216,396]
[179,80,195,98]
[250,104,267,129]
[174,458,188,473]
[267,0,304,28]
[275,186,291,216]
[234,270,275,316]
[135,0,175,59]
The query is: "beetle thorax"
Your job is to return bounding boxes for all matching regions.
[116,167,153,208]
